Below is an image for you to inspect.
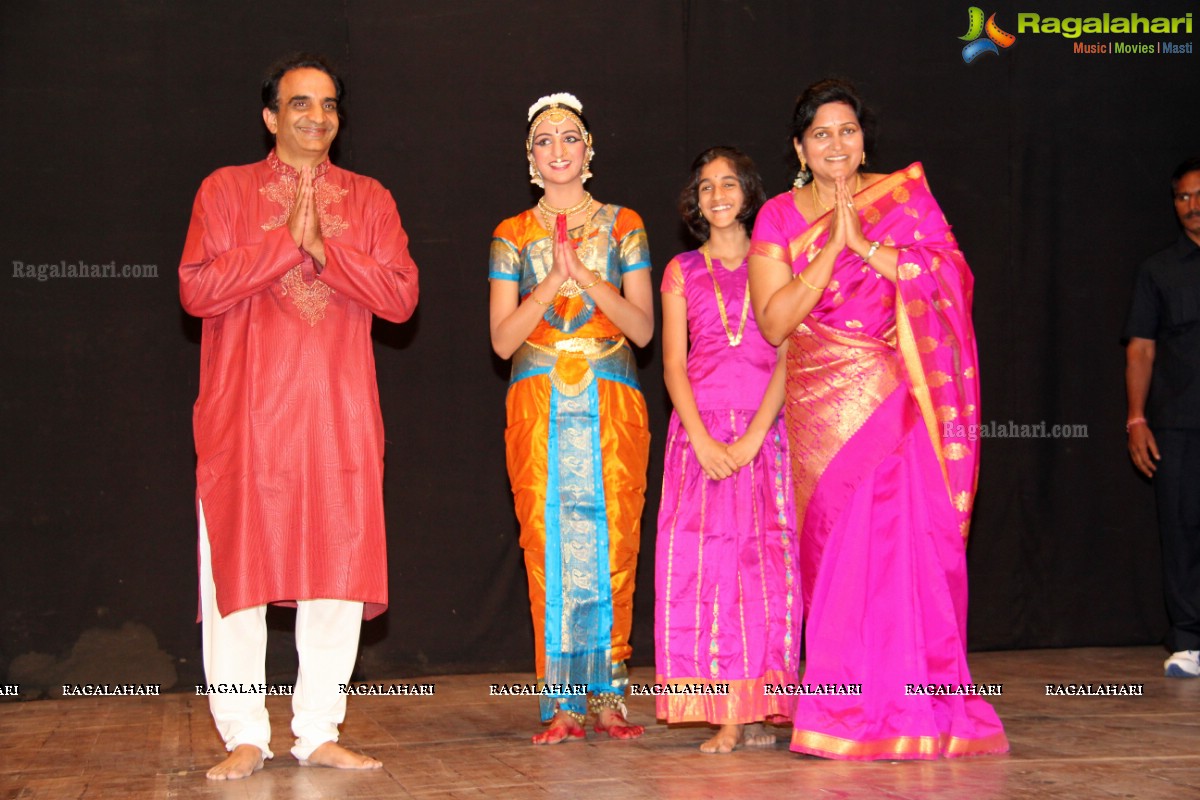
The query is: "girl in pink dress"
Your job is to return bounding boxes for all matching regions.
[655,147,799,753]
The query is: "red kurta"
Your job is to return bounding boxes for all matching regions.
[180,151,418,620]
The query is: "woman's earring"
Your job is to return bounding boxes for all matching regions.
[529,158,544,188]
[793,157,809,189]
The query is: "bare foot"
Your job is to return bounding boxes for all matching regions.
[594,707,644,740]
[700,723,743,754]
[743,722,776,747]
[300,741,382,770]
[532,711,586,745]
[206,744,264,780]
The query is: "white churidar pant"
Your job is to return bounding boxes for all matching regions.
[198,500,364,761]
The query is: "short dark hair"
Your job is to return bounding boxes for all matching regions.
[262,53,345,113]
[1171,157,1200,191]
[789,78,875,179]
[679,146,766,241]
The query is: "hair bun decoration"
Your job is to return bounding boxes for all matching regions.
[528,92,583,121]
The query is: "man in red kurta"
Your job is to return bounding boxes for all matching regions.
[179,54,418,780]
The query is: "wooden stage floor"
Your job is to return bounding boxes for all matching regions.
[2,646,1198,799]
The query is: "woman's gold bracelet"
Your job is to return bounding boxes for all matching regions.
[580,270,604,291]
[796,271,826,293]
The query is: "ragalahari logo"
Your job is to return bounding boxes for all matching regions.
[960,7,1017,62]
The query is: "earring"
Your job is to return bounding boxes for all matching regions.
[793,157,809,189]
[528,158,544,188]
[861,153,868,167]
[581,146,594,184]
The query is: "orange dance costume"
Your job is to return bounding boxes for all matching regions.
[490,206,651,720]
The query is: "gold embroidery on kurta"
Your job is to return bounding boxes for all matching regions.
[280,265,334,326]
[898,262,922,280]
[260,175,350,238]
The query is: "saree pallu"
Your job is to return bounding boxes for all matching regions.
[750,164,1007,759]
[493,206,651,720]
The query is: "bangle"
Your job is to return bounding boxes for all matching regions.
[863,240,882,262]
[580,270,604,291]
[1126,417,1147,433]
[796,271,826,293]
[530,291,555,307]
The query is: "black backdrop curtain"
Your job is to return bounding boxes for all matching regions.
[2,0,1196,687]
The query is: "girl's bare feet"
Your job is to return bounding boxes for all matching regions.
[594,707,644,739]
[742,722,776,747]
[532,710,586,745]
[700,723,742,754]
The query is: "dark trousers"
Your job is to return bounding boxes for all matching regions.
[1155,428,1200,652]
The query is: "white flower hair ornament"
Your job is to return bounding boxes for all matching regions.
[527,92,584,121]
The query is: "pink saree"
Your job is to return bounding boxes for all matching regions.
[750,164,1007,760]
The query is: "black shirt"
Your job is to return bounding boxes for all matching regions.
[1124,234,1200,429]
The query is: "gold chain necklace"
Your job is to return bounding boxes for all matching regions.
[810,179,831,212]
[538,196,592,240]
[701,243,750,347]
[810,173,862,212]
[538,192,592,219]
[542,197,597,298]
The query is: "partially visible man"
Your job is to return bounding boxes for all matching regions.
[1125,156,1200,678]
[179,54,418,779]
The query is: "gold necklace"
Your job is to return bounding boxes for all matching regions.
[810,174,863,212]
[538,196,592,240]
[538,192,592,218]
[810,180,831,212]
[544,198,597,298]
[701,243,750,347]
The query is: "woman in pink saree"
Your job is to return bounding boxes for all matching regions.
[748,79,1007,760]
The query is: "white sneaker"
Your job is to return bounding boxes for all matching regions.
[1164,650,1200,678]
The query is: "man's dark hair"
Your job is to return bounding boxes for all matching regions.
[679,146,766,241]
[262,53,345,113]
[1171,157,1200,191]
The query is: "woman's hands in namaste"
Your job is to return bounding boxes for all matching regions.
[551,213,597,286]
[827,176,870,258]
